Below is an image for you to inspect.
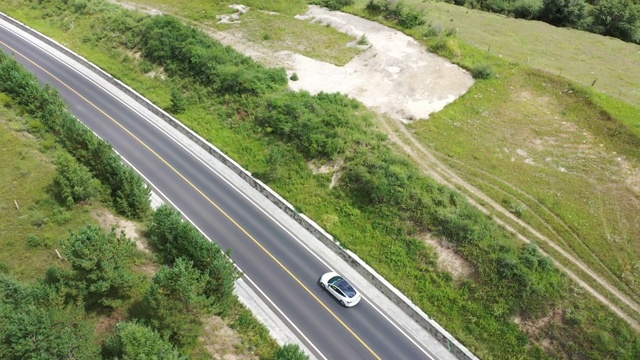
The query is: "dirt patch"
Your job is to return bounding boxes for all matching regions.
[423,234,474,281]
[285,7,473,123]
[308,158,343,189]
[92,208,150,253]
[216,4,250,24]
[94,308,127,337]
[200,316,258,360]
[514,308,564,352]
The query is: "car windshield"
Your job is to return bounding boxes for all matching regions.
[331,277,357,298]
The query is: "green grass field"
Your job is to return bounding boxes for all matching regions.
[0,105,97,281]
[353,0,640,108]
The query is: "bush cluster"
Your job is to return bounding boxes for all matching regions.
[311,0,355,10]
[0,52,151,219]
[256,91,376,159]
[147,205,241,314]
[140,16,287,96]
[342,147,566,317]
[365,0,427,28]
[0,226,186,359]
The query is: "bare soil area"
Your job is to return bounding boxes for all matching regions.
[287,6,474,122]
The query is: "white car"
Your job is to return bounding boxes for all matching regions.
[320,271,362,307]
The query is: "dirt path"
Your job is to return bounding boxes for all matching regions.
[380,115,640,331]
[110,0,640,331]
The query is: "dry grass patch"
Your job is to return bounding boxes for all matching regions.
[423,234,474,282]
[200,316,258,360]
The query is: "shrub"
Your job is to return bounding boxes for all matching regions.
[104,321,185,359]
[61,225,140,309]
[274,343,309,360]
[140,15,287,95]
[51,151,102,208]
[589,0,640,43]
[311,0,355,10]
[540,0,588,28]
[512,0,544,19]
[365,0,426,29]
[170,87,186,113]
[471,64,495,79]
[147,205,240,314]
[26,234,42,247]
[256,91,373,159]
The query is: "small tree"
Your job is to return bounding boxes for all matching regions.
[104,321,186,359]
[142,258,209,349]
[170,87,186,113]
[62,225,140,309]
[51,151,102,208]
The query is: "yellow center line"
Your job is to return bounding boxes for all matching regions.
[1,39,382,359]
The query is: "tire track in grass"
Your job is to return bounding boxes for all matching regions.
[378,114,640,331]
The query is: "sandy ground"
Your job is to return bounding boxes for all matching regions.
[216,6,473,122]
[289,7,473,122]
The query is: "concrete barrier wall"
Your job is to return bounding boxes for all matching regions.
[0,12,478,360]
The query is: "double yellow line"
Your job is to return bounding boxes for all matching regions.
[0,38,382,359]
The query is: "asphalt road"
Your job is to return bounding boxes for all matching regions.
[0,18,438,360]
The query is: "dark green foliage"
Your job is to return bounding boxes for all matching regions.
[51,151,103,207]
[511,0,544,19]
[0,304,100,360]
[60,225,140,309]
[540,0,587,27]
[147,205,240,313]
[274,343,309,360]
[142,258,208,350]
[257,91,373,159]
[311,0,355,10]
[0,51,151,219]
[589,0,640,43]
[0,276,100,360]
[170,87,186,114]
[450,0,639,44]
[140,16,286,96]
[365,0,427,29]
[104,321,186,360]
[470,64,495,79]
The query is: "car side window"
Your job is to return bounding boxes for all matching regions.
[334,287,345,297]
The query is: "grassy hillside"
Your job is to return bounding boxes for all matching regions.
[356,0,640,109]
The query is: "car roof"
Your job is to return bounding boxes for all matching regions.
[329,276,357,297]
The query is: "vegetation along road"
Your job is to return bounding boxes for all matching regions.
[1,0,640,359]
